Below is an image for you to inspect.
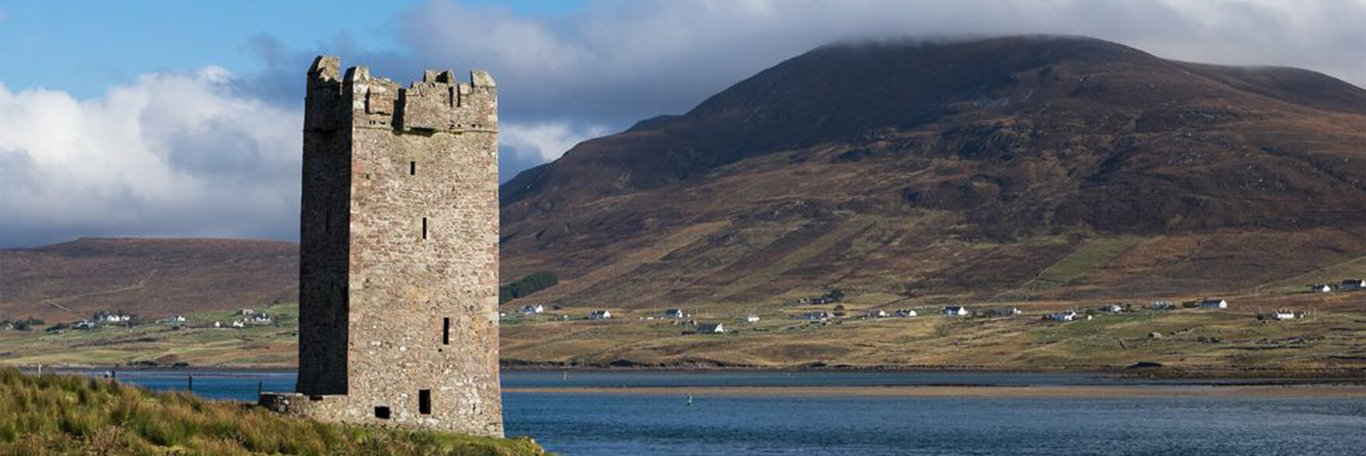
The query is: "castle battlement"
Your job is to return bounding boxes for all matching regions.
[306,55,497,134]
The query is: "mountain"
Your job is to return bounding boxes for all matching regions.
[498,36,1366,310]
[4,37,1362,328]
[0,238,297,322]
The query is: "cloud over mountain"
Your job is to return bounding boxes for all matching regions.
[394,0,1366,129]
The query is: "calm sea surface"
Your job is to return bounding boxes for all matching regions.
[62,369,1366,455]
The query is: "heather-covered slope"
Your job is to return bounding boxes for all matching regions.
[498,36,1366,312]
[0,238,297,322]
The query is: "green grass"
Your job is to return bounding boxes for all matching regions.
[0,367,544,455]
[994,236,1142,301]
[988,238,1147,303]
[1036,236,1141,283]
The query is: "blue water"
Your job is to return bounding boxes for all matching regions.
[503,370,1130,388]
[58,370,1366,455]
[506,393,1366,455]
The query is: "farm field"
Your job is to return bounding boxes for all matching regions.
[499,290,1366,374]
[0,303,298,368]
[6,292,1362,377]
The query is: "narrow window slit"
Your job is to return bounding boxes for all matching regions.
[422,217,428,240]
[419,390,432,415]
[410,161,416,175]
[442,317,450,345]
[374,406,390,420]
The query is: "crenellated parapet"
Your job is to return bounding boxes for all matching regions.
[306,55,496,135]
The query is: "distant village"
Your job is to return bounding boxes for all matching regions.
[495,278,1365,334]
[1,307,281,334]
[4,278,1361,339]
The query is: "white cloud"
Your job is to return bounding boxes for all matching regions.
[501,122,610,162]
[395,0,1366,127]
[0,69,301,247]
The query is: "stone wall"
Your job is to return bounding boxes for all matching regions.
[289,55,502,437]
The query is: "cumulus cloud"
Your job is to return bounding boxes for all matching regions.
[0,69,301,247]
[496,122,610,181]
[502,122,611,163]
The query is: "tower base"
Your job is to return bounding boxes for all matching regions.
[258,392,503,437]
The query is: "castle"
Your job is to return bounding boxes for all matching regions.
[259,56,503,437]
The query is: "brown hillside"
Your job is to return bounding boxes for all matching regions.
[499,36,1366,312]
[0,238,297,322]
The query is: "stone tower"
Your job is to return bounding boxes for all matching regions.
[270,55,502,437]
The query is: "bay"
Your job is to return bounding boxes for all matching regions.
[58,369,1366,455]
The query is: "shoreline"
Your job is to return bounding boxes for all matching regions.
[10,362,1365,381]
[503,383,1366,398]
[12,364,295,374]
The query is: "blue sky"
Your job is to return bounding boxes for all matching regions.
[0,0,582,99]
[2,0,1363,247]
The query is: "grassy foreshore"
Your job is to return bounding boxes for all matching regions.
[0,368,543,456]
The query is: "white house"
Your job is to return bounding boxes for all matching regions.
[248,314,272,325]
[1152,301,1174,310]
[697,323,725,334]
[239,308,255,316]
[943,306,969,317]
[520,304,545,315]
[171,315,186,322]
[796,311,832,321]
[230,320,246,328]
[896,309,918,318]
[1341,279,1365,291]
[743,314,761,323]
[1103,304,1124,313]
[1270,310,1297,321]
[1309,284,1333,293]
[1049,311,1077,322]
[588,310,613,320]
[663,308,687,319]
[74,320,97,330]
[95,311,131,323]
[1199,299,1229,309]
[212,321,222,328]
[865,309,889,319]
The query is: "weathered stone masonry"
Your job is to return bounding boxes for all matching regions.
[261,56,502,437]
